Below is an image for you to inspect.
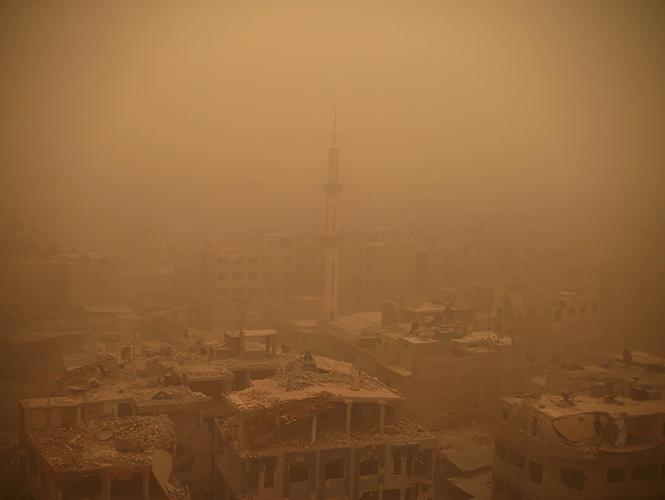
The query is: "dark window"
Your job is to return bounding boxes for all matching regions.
[117,402,133,417]
[406,448,415,476]
[248,288,258,296]
[217,272,227,280]
[218,258,227,265]
[289,462,309,482]
[501,409,509,421]
[530,416,539,436]
[495,442,506,459]
[392,447,402,474]
[493,477,504,494]
[632,464,657,481]
[507,449,525,470]
[248,257,259,264]
[568,307,575,316]
[527,308,534,316]
[579,305,586,315]
[248,272,258,279]
[383,489,400,500]
[324,460,344,480]
[505,484,522,500]
[359,458,378,476]
[561,468,587,490]
[360,491,378,500]
[607,467,625,483]
[554,309,562,322]
[264,459,275,488]
[174,445,196,473]
[233,257,242,265]
[232,272,242,279]
[661,464,665,478]
[217,289,227,296]
[529,461,543,484]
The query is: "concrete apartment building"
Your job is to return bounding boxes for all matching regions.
[492,352,665,500]
[0,232,116,324]
[291,299,527,427]
[493,393,665,500]
[15,326,295,499]
[203,233,325,328]
[489,289,601,368]
[213,352,436,500]
[338,233,419,313]
[17,399,189,500]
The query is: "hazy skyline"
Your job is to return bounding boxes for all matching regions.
[2,1,664,253]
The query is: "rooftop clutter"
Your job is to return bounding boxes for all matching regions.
[220,351,432,455]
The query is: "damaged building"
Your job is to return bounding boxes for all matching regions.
[214,352,436,500]
[492,350,665,499]
[294,299,527,427]
[18,326,294,498]
[492,390,665,500]
[17,398,189,499]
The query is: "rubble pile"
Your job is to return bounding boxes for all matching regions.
[28,415,176,472]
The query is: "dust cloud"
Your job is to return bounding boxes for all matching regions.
[1,2,665,499]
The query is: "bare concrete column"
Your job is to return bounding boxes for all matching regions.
[399,447,407,498]
[378,446,385,500]
[276,455,285,498]
[258,463,266,492]
[378,401,386,434]
[312,450,321,500]
[142,469,150,500]
[345,400,353,439]
[311,414,318,443]
[348,447,355,500]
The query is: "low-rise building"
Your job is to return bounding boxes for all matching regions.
[17,398,188,500]
[213,353,436,500]
[309,300,527,427]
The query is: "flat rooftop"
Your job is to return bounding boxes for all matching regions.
[226,329,278,338]
[503,393,665,419]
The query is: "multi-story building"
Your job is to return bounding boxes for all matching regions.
[213,353,436,500]
[26,326,295,498]
[492,390,665,500]
[17,398,188,500]
[297,299,527,428]
[489,290,602,368]
[339,233,419,313]
[203,233,312,328]
[1,252,116,324]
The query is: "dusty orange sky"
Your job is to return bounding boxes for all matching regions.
[1,1,663,253]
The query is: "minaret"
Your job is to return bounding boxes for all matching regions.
[322,109,343,322]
